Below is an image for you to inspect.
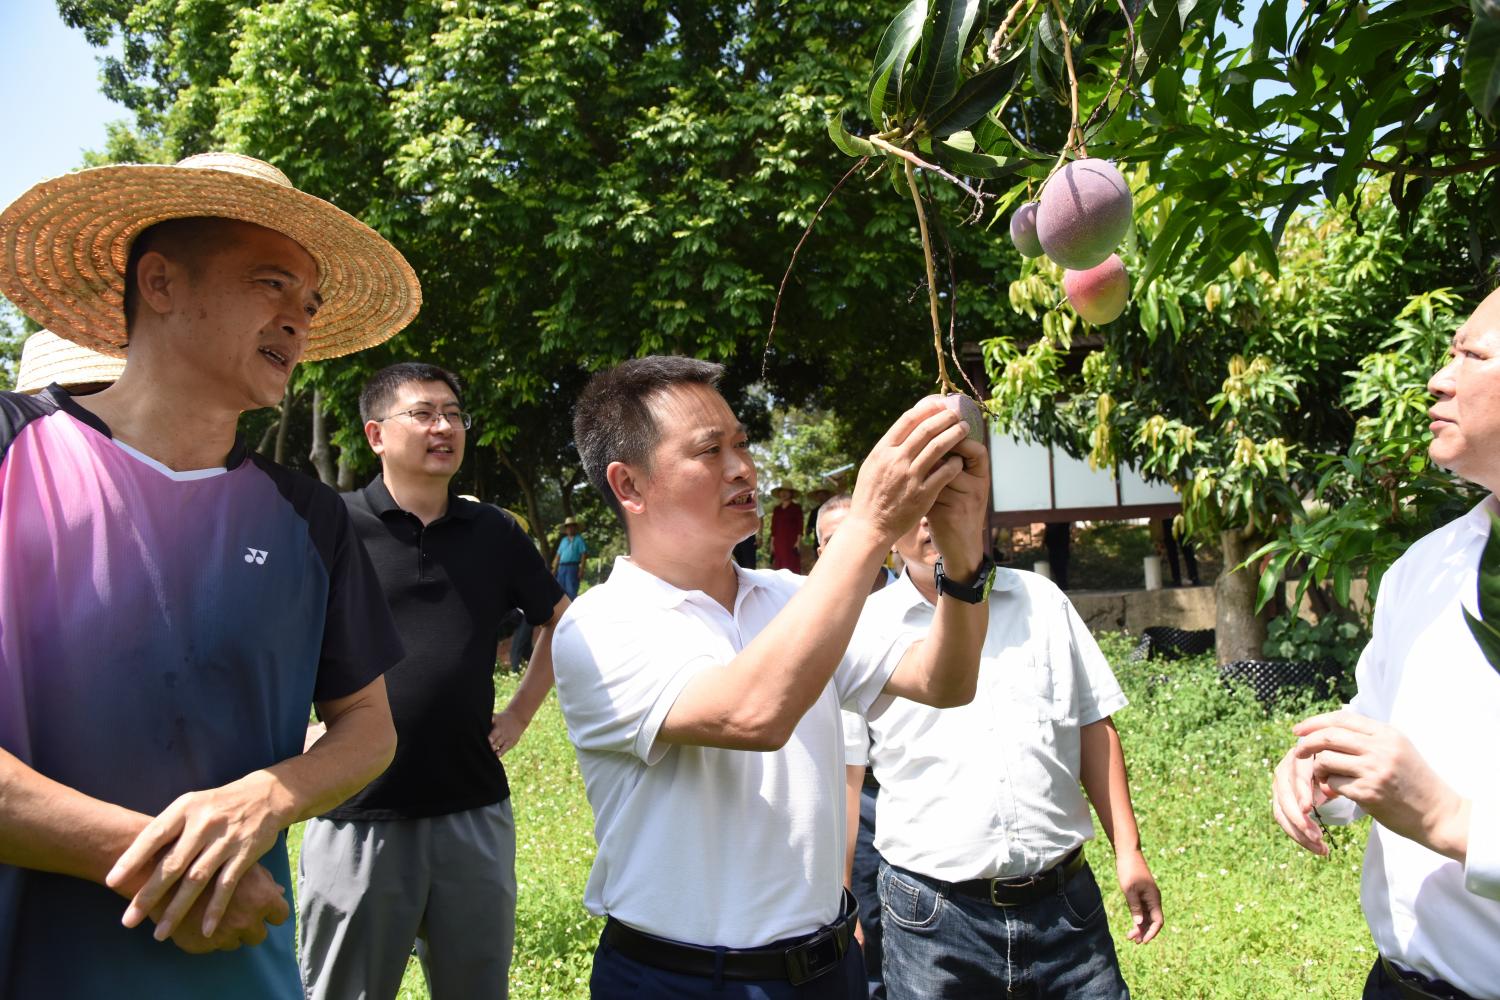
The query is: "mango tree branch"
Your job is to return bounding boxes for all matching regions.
[904,158,955,394]
[988,0,1043,61]
[867,135,990,205]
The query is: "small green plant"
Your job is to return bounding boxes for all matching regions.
[1263,615,1364,677]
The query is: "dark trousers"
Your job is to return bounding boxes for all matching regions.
[590,931,866,999]
[878,860,1128,1000]
[1363,958,1475,1000]
[849,783,884,999]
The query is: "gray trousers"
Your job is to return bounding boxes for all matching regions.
[298,800,516,1000]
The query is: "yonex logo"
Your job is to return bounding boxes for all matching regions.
[244,548,269,565]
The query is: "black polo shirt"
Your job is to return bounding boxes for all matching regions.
[324,476,564,820]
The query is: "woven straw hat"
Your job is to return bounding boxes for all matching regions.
[14,329,126,394]
[0,152,421,361]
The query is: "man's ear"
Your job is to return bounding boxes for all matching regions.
[606,460,646,516]
[133,250,177,318]
[364,419,384,456]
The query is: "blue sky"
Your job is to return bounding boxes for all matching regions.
[0,3,126,210]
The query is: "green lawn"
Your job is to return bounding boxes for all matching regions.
[288,633,1373,998]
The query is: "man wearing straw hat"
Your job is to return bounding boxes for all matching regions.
[552,515,589,597]
[0,152,420,997]
[12,329,126,396]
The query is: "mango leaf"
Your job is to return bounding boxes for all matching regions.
[1465,510,1500,675]
[1328,102,1378,204]
[827,115,877,158]
[924,49,1026,138]
[1464,12,1500,125]
[932,140,1031,179]
[1134,200,1196,293]
[868,0,927,125]
[1270,178,1321,250]
[1135,0,1186,84]
[909,0,986,116]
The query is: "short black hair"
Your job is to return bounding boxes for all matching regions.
[573,355,725,524]
[359,362,465,424]
[123,217,230,335]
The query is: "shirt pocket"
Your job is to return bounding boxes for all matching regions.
[987,644,1066,727]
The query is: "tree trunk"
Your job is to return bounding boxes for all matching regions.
[273,388,296,465]
[496,445,551,565]
[309,387,337,487]
[336,454,358,492]
[1215,527,1267,664]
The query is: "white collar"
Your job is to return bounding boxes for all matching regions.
[608,554,769,612]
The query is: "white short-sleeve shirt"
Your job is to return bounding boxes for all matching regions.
[551,556,910,947]
[855,568,1126,881]
[1313,497,1500,995]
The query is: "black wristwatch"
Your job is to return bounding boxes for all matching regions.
[934,554,995,605]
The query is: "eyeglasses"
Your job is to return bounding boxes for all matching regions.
[377,408,473,430]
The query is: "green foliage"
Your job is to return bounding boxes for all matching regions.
[1263,616,1365,677]
[749,402,852,497]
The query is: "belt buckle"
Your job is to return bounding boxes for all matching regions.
[987,873,1040,907]
[785,928,842,986]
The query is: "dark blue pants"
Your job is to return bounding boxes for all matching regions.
[557,562,581,598]
[849,783,884,999]
[878,860,1128,999]
[590,930,866,999]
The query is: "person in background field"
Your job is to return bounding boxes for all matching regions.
[818,493,895,1000]
[1273,287,1500,1000]
[12,329,127,396]
[770,483,804,571]
[553,516,589,597]
[0,151,417,997]
[848,516,1163,999]
[552,356,993,998]
[298,362,570,1000]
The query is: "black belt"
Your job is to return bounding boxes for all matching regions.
[559,561,580,566]
[949,847,1087,907]
[1377,957,1475,1000]
[602,891,857,986]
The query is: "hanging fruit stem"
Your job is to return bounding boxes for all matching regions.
[1050,0,1087,157]
[903,158,955,394]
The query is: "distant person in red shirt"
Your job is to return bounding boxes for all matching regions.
[770,485,803,572]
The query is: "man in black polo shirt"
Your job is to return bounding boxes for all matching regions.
[298,362,568,1000]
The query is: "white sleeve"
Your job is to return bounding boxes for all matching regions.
[842,710,870,766]
[1061,595,1127,725]
[551,607,717,765]
[1465,795,1500,900]
[834,609,916,715]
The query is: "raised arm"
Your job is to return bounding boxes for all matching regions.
[659,400,971,750]
[881,436,991,708]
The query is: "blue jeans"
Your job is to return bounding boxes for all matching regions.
[877,859,1128,999]
[557,562,581,598]
[590,930,867,999]
[849,783,884,999]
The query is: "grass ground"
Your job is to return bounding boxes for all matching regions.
[288,632,1373,998]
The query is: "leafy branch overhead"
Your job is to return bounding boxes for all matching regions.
[822,0,1500,386]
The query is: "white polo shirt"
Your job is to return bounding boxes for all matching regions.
[853,568,1126,881]
[551,556,912,947]
[1315,497,1500,996]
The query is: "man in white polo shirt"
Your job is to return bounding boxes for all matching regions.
[850,515,1162,999]
[552,358,992,998]
[1273,287,1500,1000]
